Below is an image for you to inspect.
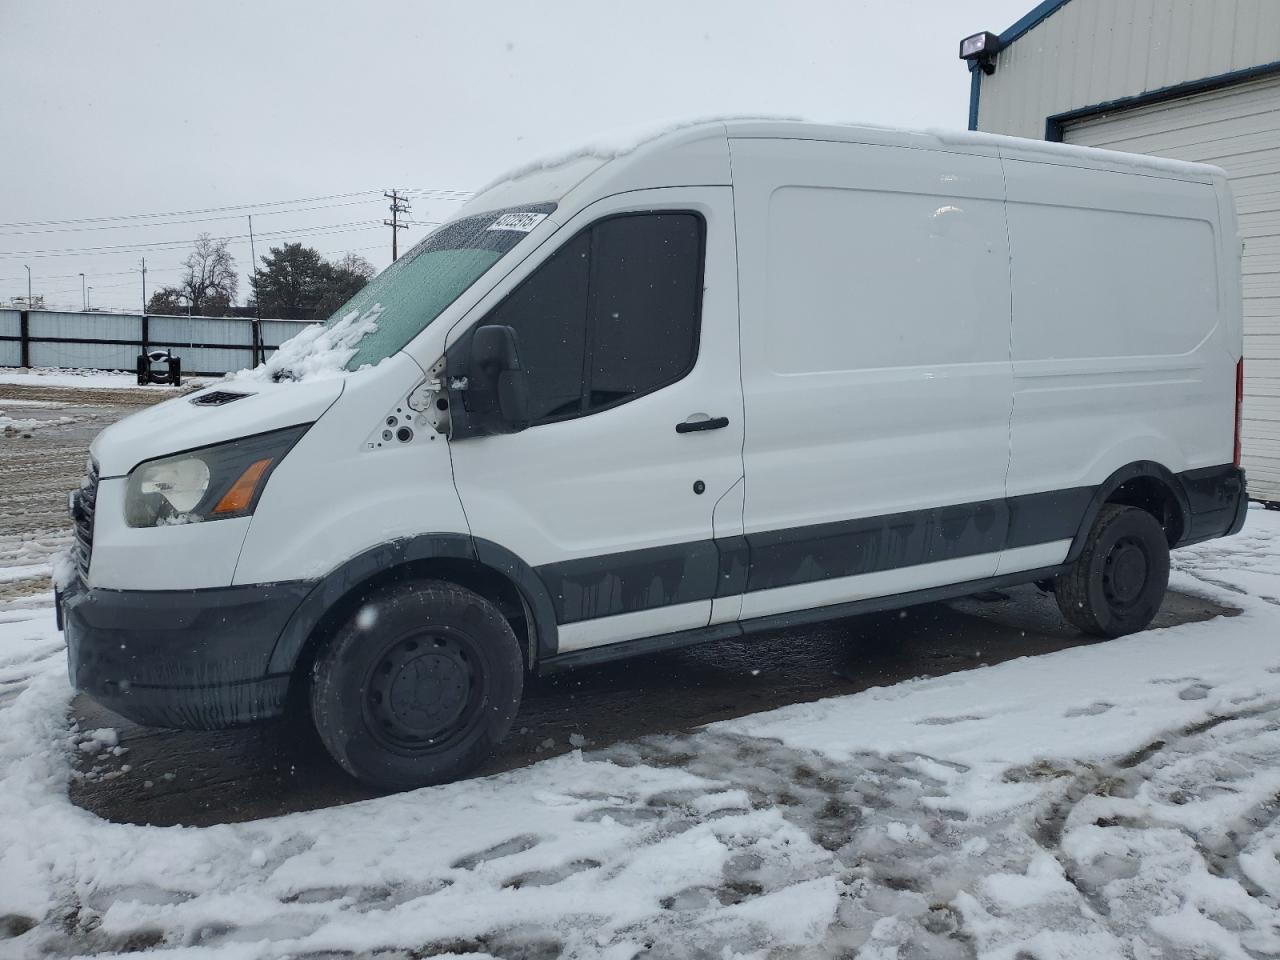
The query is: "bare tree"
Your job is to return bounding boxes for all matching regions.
[179,233,239,315]
[331,252,376,281]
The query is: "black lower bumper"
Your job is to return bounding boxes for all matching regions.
[61,579,314,729]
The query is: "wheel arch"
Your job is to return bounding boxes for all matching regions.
[1065,461,1191,564]
[268,534,560,687]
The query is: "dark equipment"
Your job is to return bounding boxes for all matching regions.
[137,350,181,386]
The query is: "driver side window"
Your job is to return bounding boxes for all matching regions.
[482,211,704,423]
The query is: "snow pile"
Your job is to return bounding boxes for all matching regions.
[1,509,1280,958]
[0,563,51,585]
[235,303,384,383]
[0,411,76,434]
[0,368,192,390]
[1,533,69,590]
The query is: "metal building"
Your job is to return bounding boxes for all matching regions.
[963,0,1280,505]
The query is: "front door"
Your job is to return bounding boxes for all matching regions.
[447,188,745,653]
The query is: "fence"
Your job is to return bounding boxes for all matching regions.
[0,309,313,376]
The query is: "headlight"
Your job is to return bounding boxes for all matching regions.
[124,425,309,528]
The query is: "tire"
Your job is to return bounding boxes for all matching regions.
[1054,504,1170,638]
[310,579,524,790]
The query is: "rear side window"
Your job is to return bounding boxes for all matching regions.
[481,212,704,423]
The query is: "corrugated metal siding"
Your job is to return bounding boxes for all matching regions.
[0,308,20,367]
[1062,72,1280,501]
[978,0,1280,139]
[29,340,138,371]
[259,319,313,349]
[28,310,141,342]
[148,315,254,347]
[0,310,309,374]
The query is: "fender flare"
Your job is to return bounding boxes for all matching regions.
[1064,461,1191,564]
[266,533,560,676]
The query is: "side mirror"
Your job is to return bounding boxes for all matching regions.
[463,324,529,431]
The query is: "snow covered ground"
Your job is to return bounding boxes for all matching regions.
[0,368,150,390]
[0,368,210,390]
[1,510,1279,959]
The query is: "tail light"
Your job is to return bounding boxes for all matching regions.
[1234,357,1244,468]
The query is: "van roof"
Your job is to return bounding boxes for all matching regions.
[465,118,1225,215]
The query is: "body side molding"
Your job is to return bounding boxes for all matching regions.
[540,563,1070,674]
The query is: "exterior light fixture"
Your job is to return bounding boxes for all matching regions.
[959,31,1000,75]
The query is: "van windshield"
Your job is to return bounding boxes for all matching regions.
[323,203,555,372]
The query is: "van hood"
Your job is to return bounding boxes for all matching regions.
[91,378,344,478]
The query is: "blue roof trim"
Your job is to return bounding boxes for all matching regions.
[1045,58,1280,140]
[963,0,1074,131]
[968,64,982,130]
[1000,0,1074,48]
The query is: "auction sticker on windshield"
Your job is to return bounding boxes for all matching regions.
[487,211,548,233]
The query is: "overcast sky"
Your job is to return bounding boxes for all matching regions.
[0,0,1031,313]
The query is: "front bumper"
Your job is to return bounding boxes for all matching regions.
[60,578,314,729]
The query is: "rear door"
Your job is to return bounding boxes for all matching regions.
[447,188,745,653]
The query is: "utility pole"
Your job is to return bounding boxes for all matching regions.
[248,215,263,364]
[24,265,31,308]
[80,273,86,310]
[384,189,410,261]
[140,258,147,314]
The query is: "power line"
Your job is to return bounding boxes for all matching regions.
[0,220,387,259]
[0,188,473,234]
[0,190,380,231]
[0,197,387,238]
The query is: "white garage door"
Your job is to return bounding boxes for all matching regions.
[1064,72,1280,504]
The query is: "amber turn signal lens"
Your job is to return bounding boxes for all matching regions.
[212,457,273,515]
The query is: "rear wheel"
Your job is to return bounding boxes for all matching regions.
[1054,504,1170,638]
[310,579,524,790]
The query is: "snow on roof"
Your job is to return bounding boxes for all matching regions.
[475,117,1224,203]
[930,127,1226,180]
[474,115,800,196]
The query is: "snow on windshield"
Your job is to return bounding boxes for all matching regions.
[234,303,384,382]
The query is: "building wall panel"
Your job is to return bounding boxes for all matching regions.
[977,0,1280,140]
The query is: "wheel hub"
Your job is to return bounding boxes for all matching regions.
[1104,539,1149,605]
[369,636,473,743]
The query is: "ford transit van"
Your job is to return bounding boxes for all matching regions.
[60,121,1248,789]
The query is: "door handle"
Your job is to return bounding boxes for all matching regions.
[676,414,729,434]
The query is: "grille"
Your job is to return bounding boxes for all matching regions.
[71,460,99,581]
[190,390,252,406]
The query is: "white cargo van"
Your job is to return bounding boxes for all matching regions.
[60,121,1248,789]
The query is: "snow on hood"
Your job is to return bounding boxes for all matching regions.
[234,303,385,384]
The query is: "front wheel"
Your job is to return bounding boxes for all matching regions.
[1054,504,1170,638]
[310,579,524,790]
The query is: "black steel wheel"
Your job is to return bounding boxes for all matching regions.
[311,579,523,790]
[1054,504,1170,638]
